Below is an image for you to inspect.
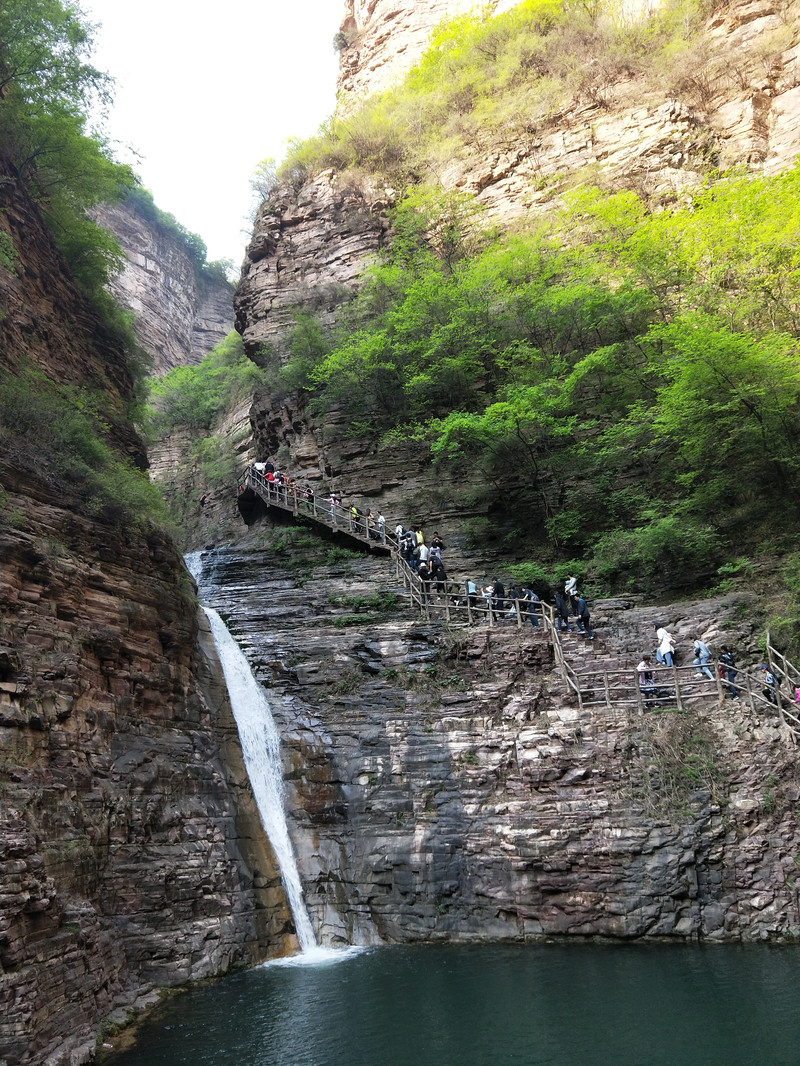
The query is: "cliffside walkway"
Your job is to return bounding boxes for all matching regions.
[238,468,800,742]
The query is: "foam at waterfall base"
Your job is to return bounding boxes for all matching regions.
[260,945,371,969]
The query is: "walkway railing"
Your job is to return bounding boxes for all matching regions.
[238,469,799,741]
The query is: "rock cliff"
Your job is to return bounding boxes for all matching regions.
[239,0,800,357]
[0,170,291,1066]
[195,542,800,945]
[236,0,800,494]
[336,0,521,106]
[93,201,234,376]
[236,170,392,357]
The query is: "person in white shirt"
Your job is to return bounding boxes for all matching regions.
[655,626,675,667]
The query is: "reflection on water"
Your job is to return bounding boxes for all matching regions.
[101,942,800,1066]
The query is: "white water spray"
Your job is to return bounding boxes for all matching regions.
[186,551,316,951]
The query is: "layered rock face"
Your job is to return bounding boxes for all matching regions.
[94,201,234,375]
[235,170,391,356]
[337,0,483,104]
[0,173,291,1066]
[148,395,256,549]
[440,0,800,221]
[236,0,800,488]
[196,542,800,945]
[336,0,521,105]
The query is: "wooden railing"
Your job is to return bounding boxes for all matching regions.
[238,469,799,741]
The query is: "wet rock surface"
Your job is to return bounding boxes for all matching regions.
[195,541,800,949]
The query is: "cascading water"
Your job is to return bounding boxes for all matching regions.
[185,552,316,952]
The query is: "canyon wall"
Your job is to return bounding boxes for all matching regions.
[336,0,520,106]
[236,0,800,489]
[197,544,800,946]
[225,0,800,949]
[240,0,800,360]
[0,171,291,1066]
[94,201,234,376]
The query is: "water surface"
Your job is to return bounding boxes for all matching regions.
[103,942,800,1066]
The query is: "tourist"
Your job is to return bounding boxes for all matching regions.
[718,645,739,699]
[507,586,522,620]
[492,576,506,617]
[692,637,714,680]
[482,584,494,620]
[564,574,577,596]
[430,555,447,595]
[554,589,572,633]
[655,625,675,667]
[378,511,386,542]
[418,561,432,604]
[760,664,778,705]
[431,531,445,553]
[403,532,418,571]
[522,584,540,627]
[570,592,584,634]
[637,654,658,708]
[575,593,594,639]
[466,579,478,612]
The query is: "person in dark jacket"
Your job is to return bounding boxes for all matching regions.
[554,590,572,633]
[719,646,738,700]
[575,593,594,639]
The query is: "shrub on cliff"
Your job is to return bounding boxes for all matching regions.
[0,365,169,528]
[275,0,714,188]
[148,333,262,435]
[276,168,800,598]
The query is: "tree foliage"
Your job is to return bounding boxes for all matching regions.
[0,0,136,301]
[0,363,169,527]
[277,166,800,585]
[148,333,263,434]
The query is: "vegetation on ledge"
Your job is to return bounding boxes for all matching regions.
[275,0,741,189]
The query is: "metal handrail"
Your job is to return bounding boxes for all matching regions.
[238,468,799,739]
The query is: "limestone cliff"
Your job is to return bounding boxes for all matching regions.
[233,0,800,538]
[196,544,800,946]
[336,0,519,107]
[93,200,234,376]
[0,170,291,1066]
[236,170,392,357]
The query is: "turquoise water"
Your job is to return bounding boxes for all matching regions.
[102,942,800,1066]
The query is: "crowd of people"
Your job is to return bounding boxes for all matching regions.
[245,461,799,711]
[637,627,799,710]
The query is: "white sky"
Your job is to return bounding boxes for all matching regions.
[82,0,341,265]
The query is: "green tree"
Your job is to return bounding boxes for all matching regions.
[0,0,136,300]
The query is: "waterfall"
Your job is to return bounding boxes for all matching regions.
[203,606,317,951]
[186,552,317,952]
